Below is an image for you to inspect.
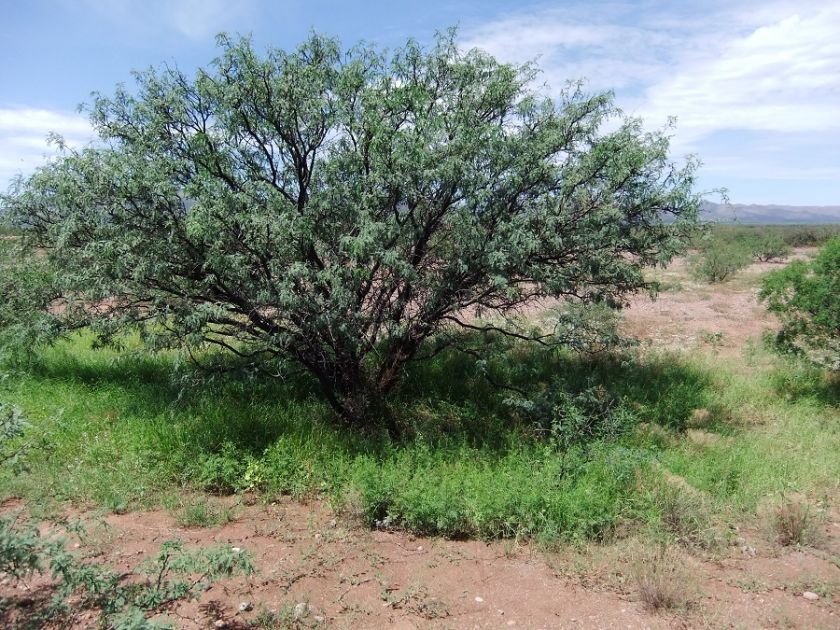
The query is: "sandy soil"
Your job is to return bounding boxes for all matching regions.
[619,252,817,357]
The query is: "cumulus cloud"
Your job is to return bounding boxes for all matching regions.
[461,0,840,203]
[640,6,840,147]
[461,0,840,186]
[0,108,93,188]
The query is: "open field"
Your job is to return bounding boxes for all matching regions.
[1,244,838,628]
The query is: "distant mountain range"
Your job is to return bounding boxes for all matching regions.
[701,202,840,225]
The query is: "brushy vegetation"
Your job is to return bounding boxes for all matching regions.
[691,240,752,282]
[0,31,700,428]
[0,514,253,628]
[705,224,840,250]
[761,236,840,371]
[0,328,837,544]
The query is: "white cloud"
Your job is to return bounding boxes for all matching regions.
[0,108,93,188]
[639,6,840,148]
[461,2,840,148]
[461,1,840,202]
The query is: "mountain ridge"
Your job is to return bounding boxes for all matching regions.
[701,201,840,225]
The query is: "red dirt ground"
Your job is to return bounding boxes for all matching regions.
[1,496,838,629]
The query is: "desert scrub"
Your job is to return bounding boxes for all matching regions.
[751,235,791,262]
[761,236,840,371]
[0,516,253,628]
[692,241,752,282]
[2,335,839,545]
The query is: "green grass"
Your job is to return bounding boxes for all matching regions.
[0,331,837,544]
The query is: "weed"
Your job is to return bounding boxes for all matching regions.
[772,497,815,547]
[0,515,253,627]
[174,499,235,529]
[653,482,717,550]
[632,546,694,612]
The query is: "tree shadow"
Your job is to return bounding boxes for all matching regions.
[769,358,840,408]
[10,333,715,459]
[395,339,714,448]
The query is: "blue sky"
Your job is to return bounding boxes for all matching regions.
[1,0,838,205]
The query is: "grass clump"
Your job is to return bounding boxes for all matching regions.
[771,497,816,547]
[632,546,695,612]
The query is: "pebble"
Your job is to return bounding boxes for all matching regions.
[475,596,484,603]
[238,601,253,612]
[214,620,227,629]
[231,547,242,553]
[803,591,820,601]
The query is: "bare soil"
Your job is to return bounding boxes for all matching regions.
[1,496,838,629]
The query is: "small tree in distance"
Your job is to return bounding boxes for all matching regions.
[1,31,700,427]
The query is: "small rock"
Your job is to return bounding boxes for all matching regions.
[238,601,253,612]
[475,596,484,603]
[231,547,242,553]
[803,591,820,601]
[314,616,325,623]
[214,620,227,629]
[294,602,310,619]
[73,543,80,549]
[417,545,423,551]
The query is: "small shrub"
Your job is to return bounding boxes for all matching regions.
[0,516,253,627]
[189,442,246,495]
[773,497,814,546]
[692,242,752,282]
[654,484,715,549]
[752,236,791,262]
[761,237,840,370]
[632,547,693,611]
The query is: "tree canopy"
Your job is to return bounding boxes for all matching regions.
[1,31,700,426]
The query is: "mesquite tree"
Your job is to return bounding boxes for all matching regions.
[1,32,700,425]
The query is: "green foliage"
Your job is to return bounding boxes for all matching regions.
[760,237,840,370]
[1,30,699,426]
[780,225,840,247]
[0,516,253,627]
[751,235,791,262]
[3,332,837,545]
[0,402,29,471]
[0,397,253,627]
[692,241,752,282]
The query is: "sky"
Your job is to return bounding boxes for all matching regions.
[0,0,838,206]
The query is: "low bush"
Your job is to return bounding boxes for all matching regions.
[751,235,791,262]
[692,242,752,282]
[761,236,840,370]
[772,497,815,546]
